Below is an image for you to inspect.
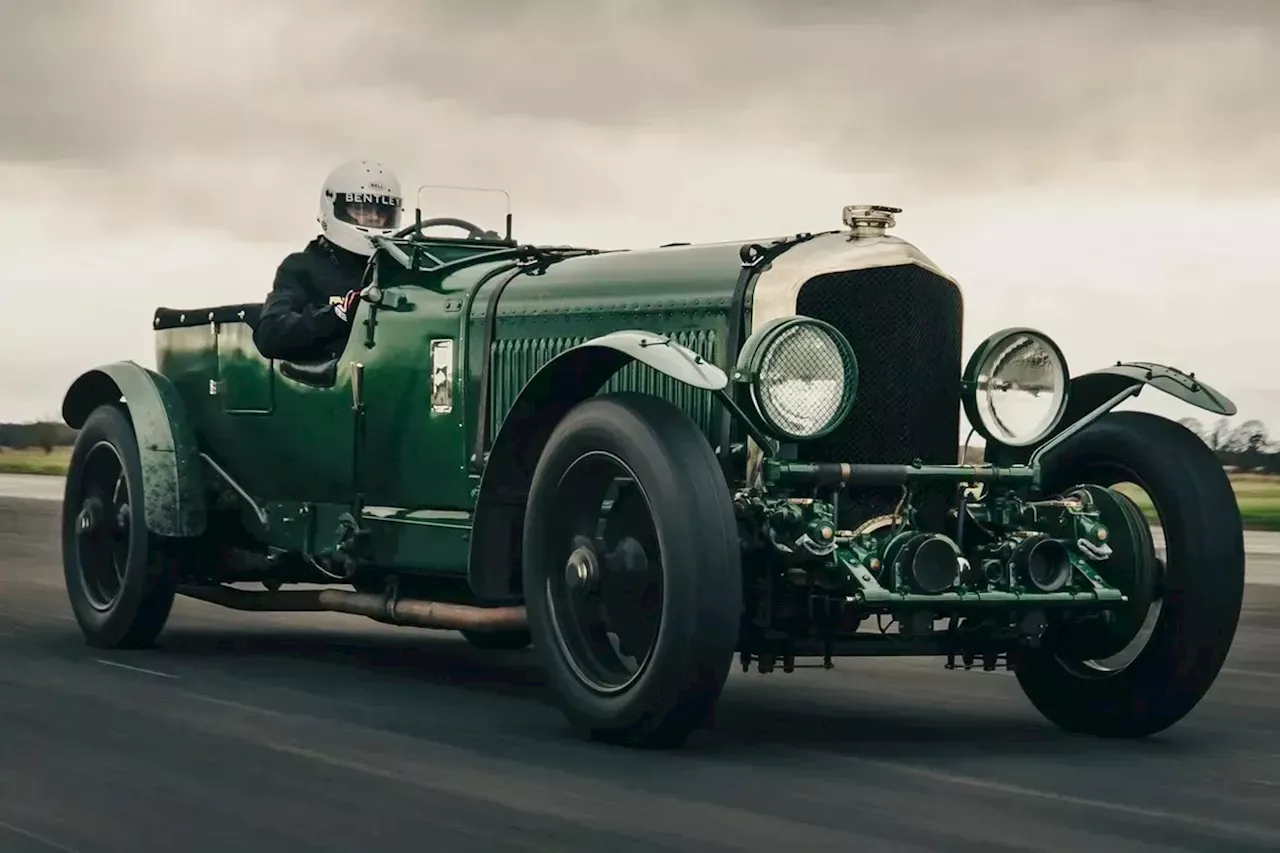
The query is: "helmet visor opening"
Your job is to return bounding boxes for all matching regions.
[334,193,401,230]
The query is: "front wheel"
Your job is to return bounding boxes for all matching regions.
[522,393,743,749]
[1014,411,1245,738]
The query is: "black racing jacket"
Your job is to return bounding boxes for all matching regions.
[252,236,370,362]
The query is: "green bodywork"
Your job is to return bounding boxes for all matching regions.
[59,222,1238,639]
[71,236,752,593]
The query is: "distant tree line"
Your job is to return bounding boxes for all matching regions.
[959,415,1279,472]
[0,420,79,452]
[1,415,1278,473]
[1176,416,1279,474]
[960,416,1277,473]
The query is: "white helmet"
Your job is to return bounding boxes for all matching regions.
[317,159,403,256]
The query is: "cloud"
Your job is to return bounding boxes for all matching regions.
[1,0,1277,426]
[2,0,1278,238]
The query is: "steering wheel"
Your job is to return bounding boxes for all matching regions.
[392,216,493,241]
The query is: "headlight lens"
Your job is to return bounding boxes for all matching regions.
[963,329,1069,447]
[744,319,858,440]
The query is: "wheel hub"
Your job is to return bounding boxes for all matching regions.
[541,454,668,697]
[605,537,649,579]
[76,497,105,535]
[565,544,600,593]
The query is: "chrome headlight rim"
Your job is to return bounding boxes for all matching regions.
[962,326,1071,448]
[735,316,859,442]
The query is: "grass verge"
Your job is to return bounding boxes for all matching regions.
[1113,475,1280,533]
[3,447,1279,532]
[0,446,72,475]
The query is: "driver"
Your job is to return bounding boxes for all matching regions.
[252,159,403,362]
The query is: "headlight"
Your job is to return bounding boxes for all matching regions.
[962,327,1070,447]
[735,317,858,441]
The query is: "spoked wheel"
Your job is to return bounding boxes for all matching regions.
[523,393,742,748]
[62,404,179,649]
[1014,411,1245,737]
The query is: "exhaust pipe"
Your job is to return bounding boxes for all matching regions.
[176,585,527,632]
[318,590,526,631]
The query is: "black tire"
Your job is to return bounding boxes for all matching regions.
[62,404,182,649]
[461,628,533,651]
[522,392,742,748]
[1014,410,1245,737]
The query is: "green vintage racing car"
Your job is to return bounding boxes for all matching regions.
[57,200,1245,748]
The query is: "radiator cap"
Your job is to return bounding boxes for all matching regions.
[842,204,901,237]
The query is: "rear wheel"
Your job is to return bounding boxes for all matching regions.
[522,393,742,748]
[62,404,185,649]
[1014,411,1245,737]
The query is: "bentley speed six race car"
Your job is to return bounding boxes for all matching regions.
[57,198,1245,748]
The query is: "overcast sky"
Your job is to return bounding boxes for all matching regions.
[2,0,1276,436]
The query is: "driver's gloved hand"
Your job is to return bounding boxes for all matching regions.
[332,289,361,323]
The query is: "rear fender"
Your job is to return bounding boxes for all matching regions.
[467,330,728,601]
[984,361,1236,466]
[61,361,207,537]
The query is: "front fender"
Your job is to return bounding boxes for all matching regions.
[466,330,727,602]
[62,361,207,537]
[576,329,729,391]
[984,361,1236,466]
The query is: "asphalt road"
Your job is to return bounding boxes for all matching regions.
[2,488,1280,852]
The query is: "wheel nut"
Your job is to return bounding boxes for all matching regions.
[565,547,599,592]
[77,505,97,534]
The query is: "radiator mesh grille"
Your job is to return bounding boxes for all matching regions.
[793,264,964,526]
